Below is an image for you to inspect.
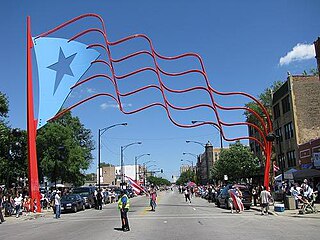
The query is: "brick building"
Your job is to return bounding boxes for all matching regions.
[298,138,320,169]
[196,141,221,185]
[272,74,320,171]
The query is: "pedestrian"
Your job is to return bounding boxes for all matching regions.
[228,188,234,213]
[290,183,301,209]
[150,188,157,211]
[118,190,130,232]
[0,188,5,224]
[252,186,258,206]
[184,187,191,203]
[260,186,272,215]
[94,189,98,209]
[97,189,103,210]
[14,193,23,218]
[54,190,61,219]
[23,196,31,216]
[229,186,244,213]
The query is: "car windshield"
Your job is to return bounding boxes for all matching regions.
[61,195,76,201]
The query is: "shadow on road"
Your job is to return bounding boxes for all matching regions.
[114,227,124,231]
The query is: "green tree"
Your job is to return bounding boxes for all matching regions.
[37,111,94,187]
[0,92,9,119]
[0,128,28,187]
[244,81,283,126]
[0,92,28,187]
[100,162,114,167]
[176,169,196,185]
[212,141,260,182]
[85,173,97,182]
[147,176,171,186]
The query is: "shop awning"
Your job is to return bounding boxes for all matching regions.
[293,169,320,180]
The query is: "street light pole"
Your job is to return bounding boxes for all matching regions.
[135,153,151,182]
[98,123,127,190]
[191,121,223,149]
[142,160,155,186]
[181,159,193,170]
[120,141,142,189]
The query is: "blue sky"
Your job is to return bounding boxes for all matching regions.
[1,0,319,180]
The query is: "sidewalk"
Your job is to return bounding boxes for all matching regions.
[2,208,54,223]
[251,202,320,219]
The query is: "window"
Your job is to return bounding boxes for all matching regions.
[287,150,296,167]
[275,127,283,142]
[277,153,285,169]
[282,95,290,114]
[273,103,280,119]
[284,122,294,140]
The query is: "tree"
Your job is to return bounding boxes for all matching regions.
[100,162,114,167]
[0,92,28,187]
[212,141,260,182]
[37,111,94,186]
[85,173,97,182]
[244,81,283,126]
[0,128,28,187]
[147,176,171,186]
[0,92,9,119]
[176,169,196,185]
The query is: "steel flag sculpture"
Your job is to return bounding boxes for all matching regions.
[27,14,273,212]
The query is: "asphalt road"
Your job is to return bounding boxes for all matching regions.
[1,189,319,240]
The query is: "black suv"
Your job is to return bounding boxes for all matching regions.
[73,187,96,208]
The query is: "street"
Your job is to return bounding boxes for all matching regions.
[1,189,319,240]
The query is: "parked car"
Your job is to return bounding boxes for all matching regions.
[72,187,96,208]
[216,184,252,210]
[61,194,85,213]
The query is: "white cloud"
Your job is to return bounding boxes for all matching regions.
[100,102,132,110]
[279,43,315,66]
[87,88,95,94]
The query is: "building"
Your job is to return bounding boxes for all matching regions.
[272,74,320,171]
[196,141,222,185]
[298,138,320,169]
[180,165,190,174]
[101,166,116,185]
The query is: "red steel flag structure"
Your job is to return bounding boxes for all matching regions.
[27,14,274,212]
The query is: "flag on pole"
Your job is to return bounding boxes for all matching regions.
[125,175,147,195]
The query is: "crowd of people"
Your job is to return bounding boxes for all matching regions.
[177,178,319,215]
[0,186,40,220]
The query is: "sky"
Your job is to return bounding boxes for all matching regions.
[0,0,319,180]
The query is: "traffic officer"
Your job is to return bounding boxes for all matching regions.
[118,190,130,231]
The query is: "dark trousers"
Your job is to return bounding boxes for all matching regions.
[120,208,129,230]
[185,194,191,202]
[0,207,4,222]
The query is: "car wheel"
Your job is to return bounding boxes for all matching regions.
[73,206,77,213]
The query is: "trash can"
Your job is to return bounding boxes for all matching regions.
[285,196,296,210]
